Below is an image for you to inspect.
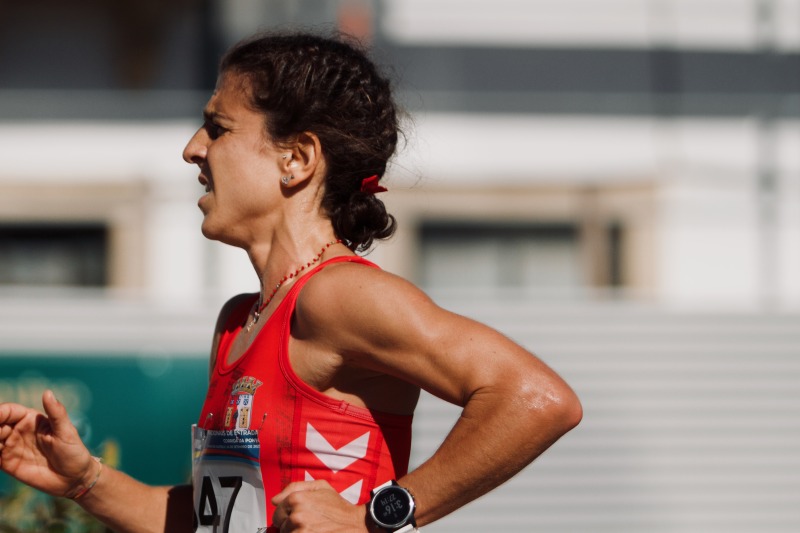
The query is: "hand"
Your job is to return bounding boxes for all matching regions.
[0,390,97,498]
[271,480,369,532]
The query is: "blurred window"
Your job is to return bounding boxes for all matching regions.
[0,223,108,287]
[419,222,582,290]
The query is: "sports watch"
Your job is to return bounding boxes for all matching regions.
[367,480,417,532]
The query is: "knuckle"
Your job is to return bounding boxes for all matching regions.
[286,512,307,528]
[285,491,305,506]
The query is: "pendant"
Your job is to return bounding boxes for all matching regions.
[246,311,260,332]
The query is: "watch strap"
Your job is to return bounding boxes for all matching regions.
[371,479,394,494]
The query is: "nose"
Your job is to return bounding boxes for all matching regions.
[183,127,207,165]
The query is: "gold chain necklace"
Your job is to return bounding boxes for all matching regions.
[246,239,342,332]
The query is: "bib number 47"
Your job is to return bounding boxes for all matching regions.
[196,475,243,533]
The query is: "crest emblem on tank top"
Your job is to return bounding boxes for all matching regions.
[224,376,263,431]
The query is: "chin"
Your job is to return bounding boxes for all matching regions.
[200,217,225,242]
[200,220,247,249]
[200,225,218,241]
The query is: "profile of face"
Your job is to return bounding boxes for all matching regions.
[183,72,287,246]
[184,32,399,253]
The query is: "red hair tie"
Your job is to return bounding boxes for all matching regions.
[360,175,388,195]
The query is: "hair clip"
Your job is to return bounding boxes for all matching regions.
[360,175,387,195]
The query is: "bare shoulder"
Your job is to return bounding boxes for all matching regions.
[295,261,439,341]
[306,259,415,288]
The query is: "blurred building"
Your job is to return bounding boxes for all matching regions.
[1,1,799,532]
[1,0,798,309]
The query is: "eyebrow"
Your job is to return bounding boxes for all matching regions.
[203,110,233,122]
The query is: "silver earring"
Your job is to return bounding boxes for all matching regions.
[281,175,293,185]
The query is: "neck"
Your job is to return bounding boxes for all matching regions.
[253,237,339,289]
[243,180,348,301]
[246,194,324,265]
[243,230,346,332]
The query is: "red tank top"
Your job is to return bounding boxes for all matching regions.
[193,256,413,532]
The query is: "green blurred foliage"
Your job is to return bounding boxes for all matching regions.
[0,441,118,533]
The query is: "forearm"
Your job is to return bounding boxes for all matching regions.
[76,465,193,533]
[399,382,581,526]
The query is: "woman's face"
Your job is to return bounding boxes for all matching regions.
[183,71,285,245]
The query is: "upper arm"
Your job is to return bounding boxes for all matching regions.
[295,264,574,408]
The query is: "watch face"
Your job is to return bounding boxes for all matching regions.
[371,485,413,528]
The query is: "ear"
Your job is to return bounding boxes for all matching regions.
[279,132,324,189]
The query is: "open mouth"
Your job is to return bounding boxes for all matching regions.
[198,174,212,193]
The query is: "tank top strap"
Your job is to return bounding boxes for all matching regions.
[213,293,258,373]
[284,255,379,304]
[224,294,259,330]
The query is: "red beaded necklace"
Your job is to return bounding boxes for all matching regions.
[246,239,342,332]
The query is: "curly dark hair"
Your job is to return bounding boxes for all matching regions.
[219,31,399,252]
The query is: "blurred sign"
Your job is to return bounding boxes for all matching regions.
[0,352,208,493]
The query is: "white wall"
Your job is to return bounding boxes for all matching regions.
[654,118,800,309]
[382,0,800,51]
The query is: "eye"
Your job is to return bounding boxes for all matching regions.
[204,120,226,140]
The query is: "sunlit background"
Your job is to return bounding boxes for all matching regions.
[1,1,799,531]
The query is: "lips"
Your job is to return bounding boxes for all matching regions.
[197,174,213,211]
[198,174,212,193]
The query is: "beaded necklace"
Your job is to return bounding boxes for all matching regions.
[246,239,342,332]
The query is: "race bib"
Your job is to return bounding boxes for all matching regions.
[192,425,268,533]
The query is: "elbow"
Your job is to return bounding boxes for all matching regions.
[517,377,582,437]
[540,381,582,436]
[559,387,583,433]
